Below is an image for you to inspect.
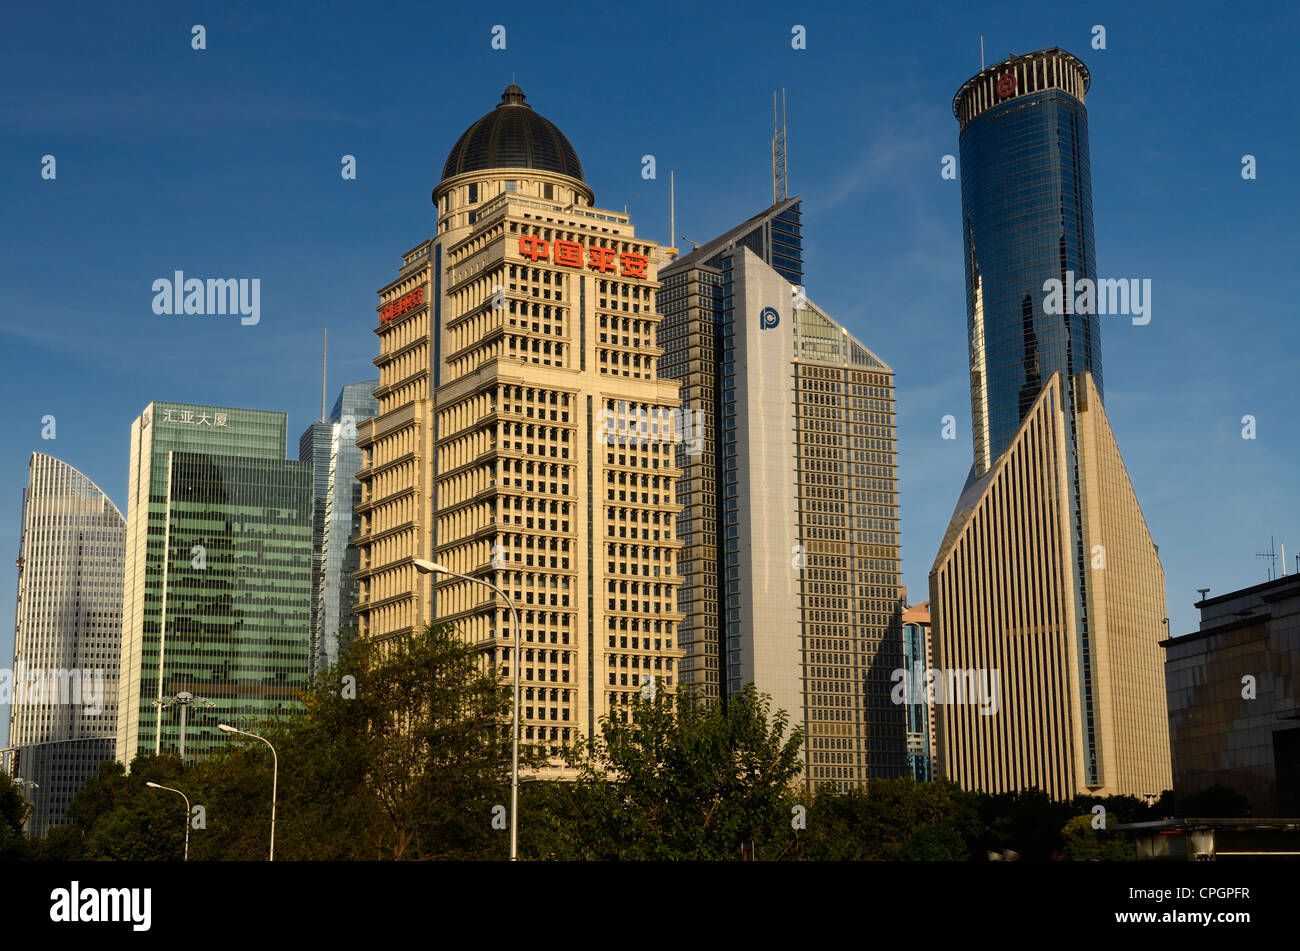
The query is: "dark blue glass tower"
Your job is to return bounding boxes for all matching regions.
[953,48,1100,476]
[950,49,1108,786]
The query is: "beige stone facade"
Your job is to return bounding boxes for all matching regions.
[929,372,1171,799]
[353,90,684,755]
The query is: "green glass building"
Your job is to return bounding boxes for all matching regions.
[116,402,312,764]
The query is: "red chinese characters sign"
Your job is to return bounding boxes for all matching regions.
[380,285,424,323]
[518,236,648,280]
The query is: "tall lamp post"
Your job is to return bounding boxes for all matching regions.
[414,557,522,862]
[217,724,278,861]
[145,781,191,861]
[153,692,216,761]
[13,778,38,831]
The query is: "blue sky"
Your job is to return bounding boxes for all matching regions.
[2,0,1297,743]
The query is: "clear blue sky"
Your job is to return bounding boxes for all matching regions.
[3,0,1297,744]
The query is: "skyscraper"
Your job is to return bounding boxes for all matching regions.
[317,381,378,674]
[117,403,313,764]
[930,49,1171,799]
[658,198,803,702]
[299,419,332,679]
[4,453,124,834]
[353,86,684,756]
[659,203,907,790]
[901,599,934,782]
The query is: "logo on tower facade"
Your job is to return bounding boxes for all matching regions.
[996,71,1017,98]
[759,307,779,330]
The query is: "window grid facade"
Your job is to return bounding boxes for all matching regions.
[354,88,684,763]
[6,453,125,834]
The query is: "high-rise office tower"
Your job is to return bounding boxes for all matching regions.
[658,199,803,703]
[930,49,1171,799]
[317,382,378,674]
[353,86,684,756]
[117,403,313,764]
[901,599,935,782]
[299,382,379,678]
[4,453,124,834]
[659,203,907,790]
[299,419,332,680]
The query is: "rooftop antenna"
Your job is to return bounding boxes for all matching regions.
[1282,542,1288,577]
[1256,536,1278,581]
[980,35,985,70]
[669,170,675,251]
[772,89,788,204]
[320,328,327,423]
[679,235,700,250]
[1196,587,1211,602]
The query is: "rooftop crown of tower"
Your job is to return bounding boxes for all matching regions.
[440,84,586,184]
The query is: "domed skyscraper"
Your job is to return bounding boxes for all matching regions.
[354,86,685,789]
[433,85,595,238]
[441,84,586,185]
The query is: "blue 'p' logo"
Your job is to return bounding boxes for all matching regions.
[759,307,779,330]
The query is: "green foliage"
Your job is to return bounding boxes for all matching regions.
[793,777,981,860]
[53,623,525,860]
[1061,813,1136,861]
[25,625,1178,861]
[894,824,970,861]
[80,756,189,861]
[34,824,86,861]
[0,772,35,860]
[523,684,804,860]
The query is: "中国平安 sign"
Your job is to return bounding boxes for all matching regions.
[518,236,648,279]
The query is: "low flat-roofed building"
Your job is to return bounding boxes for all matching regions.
[1162,573,1300,817]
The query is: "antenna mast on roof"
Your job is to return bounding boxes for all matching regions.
[980,36,985,70]
[669,170,676,252]
[772,89,788,203]
[1256,536,1279,581]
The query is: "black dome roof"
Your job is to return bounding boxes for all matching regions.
[441,85,584,183]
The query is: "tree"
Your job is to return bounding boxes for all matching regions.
[795,777,981,860]
[969,787,1075,860]
[1061,814,1135,861]
[0,772,34,861]
[78,756,189,861]
[894,824,970,861]
[55,622,527,860]
[527,684,805,860]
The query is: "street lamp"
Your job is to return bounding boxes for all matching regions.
[217,724,278,861]
[153,692,217,761]
[414,557,522,862]
[12,778,38,831]
[145,781,191,861]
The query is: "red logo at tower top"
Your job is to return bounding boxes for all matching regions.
[996,71,1017,99]
[518,235,648,280]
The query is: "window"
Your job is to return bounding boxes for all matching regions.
[506,181,517,193]
[543,183,554,200]
[468,183,479,203]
